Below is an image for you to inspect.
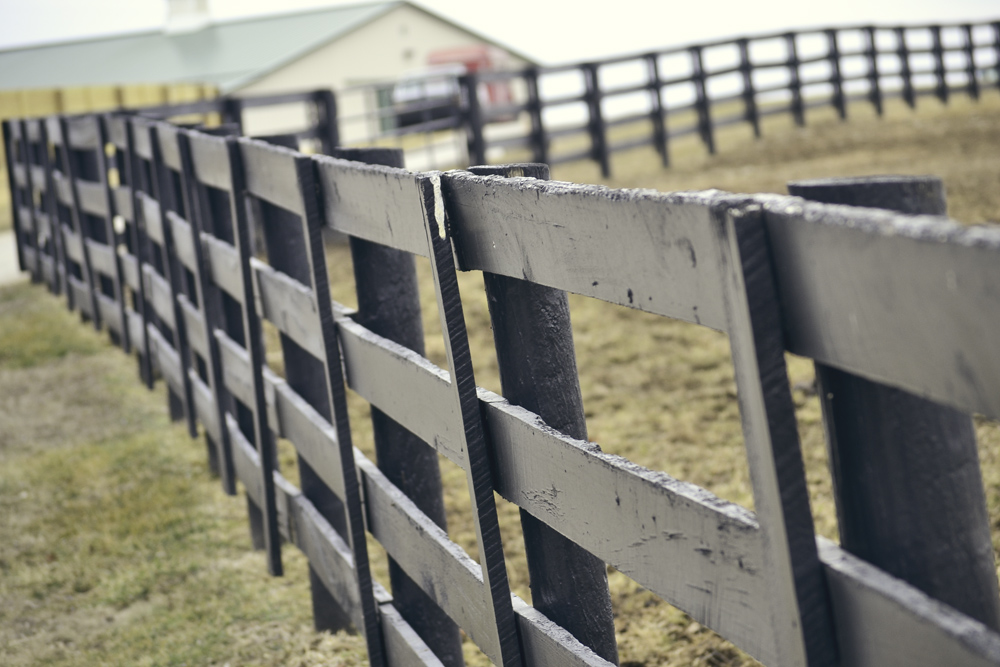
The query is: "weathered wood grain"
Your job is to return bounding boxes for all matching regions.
[201,234,243,302]
[818,538,1000,667]
[147,324,184,396]
[84,239,116,279]
[263,367,347,501]
[215,329,255,408]
[251,258,325,360]
[178,295,207,360]
[238,139,305,217]
[167,211,197,274]
[142,265,175,330]
[337,318,463,465]
[76,180,109,217]
[313,155,430,257]
[762,195,1000,422]
[442,173,729,329]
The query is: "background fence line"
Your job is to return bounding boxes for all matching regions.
[5,63,1000,665]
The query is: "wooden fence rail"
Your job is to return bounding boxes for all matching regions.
[5,100,1000,666]
[336,19,1000,175]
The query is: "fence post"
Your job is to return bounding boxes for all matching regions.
[788,175,1000,631]
[330,145,465,667]
[994,22,1000,91]
[582,63,611,177]
[461,73,487,167]
[963,24,980,101]
[689,46,715,154]
[467,162,619,666]
[826,29,847,120]
[864,26,883,116]
[737,38,761,138]
[220,96,244,134]
[525,67,549,165]
[896,27,916,109]
[785,33,805,126]
[645,54,670,166]
[931,25,949,104]
[313,89,340,154]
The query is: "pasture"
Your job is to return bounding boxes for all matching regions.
[1,93,999,666]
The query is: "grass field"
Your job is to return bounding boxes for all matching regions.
[2,92,999,665]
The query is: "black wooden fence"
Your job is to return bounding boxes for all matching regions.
[5,97,1000,667]
[336,19,1000,175]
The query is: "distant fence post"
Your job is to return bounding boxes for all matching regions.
[788,175,1000,631]
[220,96,244,134]
[737,38,761,138]
[524,67,549,165]
[331,146,465,667]
[994,22,1000,90]
[784,33,805,126]
[963,24,980,101]
[467,163,619,666]
[931,25,949,104]
[645,53,670,166]
[863,26,883,116]
[689,46,715,154]
[826,29,847,120]
[582,63,611,177]
[461,73,487,167]
[896,27,916,109]
[313,89,340,154]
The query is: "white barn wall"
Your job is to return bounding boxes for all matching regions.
[234,3,530,143]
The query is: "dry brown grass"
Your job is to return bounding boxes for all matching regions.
[2,92,999,666]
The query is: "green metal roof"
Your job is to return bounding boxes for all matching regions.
[0,1,399,93]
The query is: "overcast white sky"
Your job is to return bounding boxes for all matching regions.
[0,0,997,64]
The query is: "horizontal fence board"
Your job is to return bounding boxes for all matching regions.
[190,372,221,444]
[479,389,774,663]
[156,123,182,172]
[34,211,50,238]
[379,603,446,667]
[313,156,432,258]
[178,295,206,360]
[68,276,92,317]
[126,310,145,354]
[18,207,33,233]
[228,419,367,632]
[84,239,116,278]
[762,197,1000,421]
[202,234,243,302]
[357,455,501,662]
[142,266,175,330]
[263,368,346,501]
[112,186,133,222]
[251,259,325,360]
[63,227,83,263]
[22,248,37,273]
[148,324,184,396]
[53,173,72,206]
[121,253,140,291]
[40,255,55,285]
[187,132,233,192]
[95,293,121,335]
[167,212,197,274]
[818,539,1000,667]
[215,330,254,407]
[337,318,464,466]
[442,174,732,330]
[138,193,164,246]
[238,139,305,217]
[76,180,109,218]
[512,595,615,667]
[30,165,46,190]
[13,164,27,188]
[65,116,101,150]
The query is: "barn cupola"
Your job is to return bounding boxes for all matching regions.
[165,0,211,34]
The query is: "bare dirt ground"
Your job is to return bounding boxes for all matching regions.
[1,93,999,666]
